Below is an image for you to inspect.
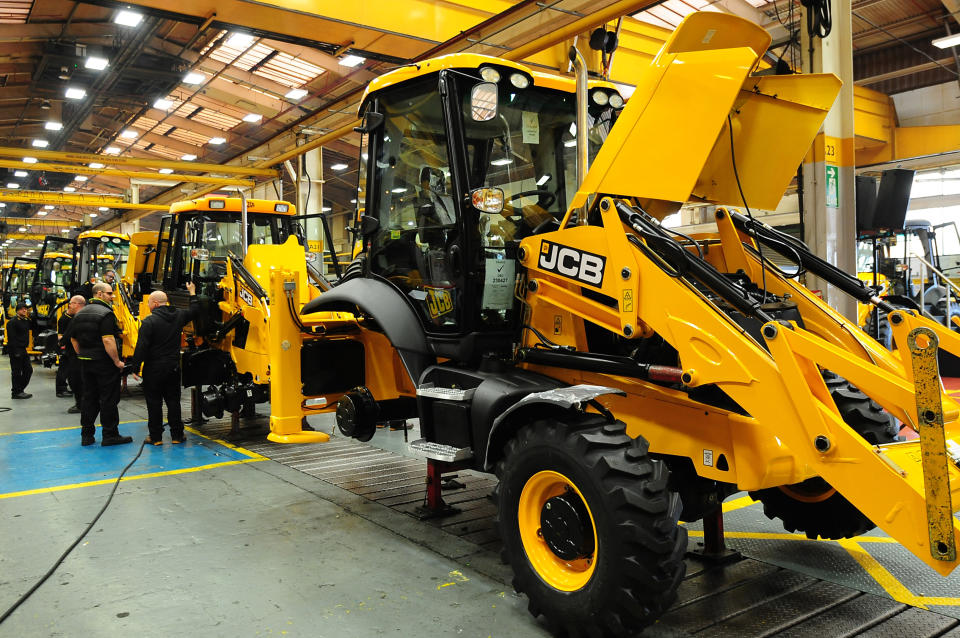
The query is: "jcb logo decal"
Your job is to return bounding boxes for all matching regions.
[238,286,254,306]
[537,241,605,286]
[425,287,453,319]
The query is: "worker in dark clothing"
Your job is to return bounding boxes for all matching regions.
[7,302,33,399]
[130,282,197,445]
[66,282,132,447]
[57,295,86,413]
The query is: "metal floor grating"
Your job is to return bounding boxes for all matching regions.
[197,418,960,637]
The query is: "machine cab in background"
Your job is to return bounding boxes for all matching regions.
[152,196,305,294]
[30,236,78,329]
[76,231,130,290]
[355,55,624,363]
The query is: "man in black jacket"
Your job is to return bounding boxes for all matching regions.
[7,302,33,399]
[57,295,86,412]
[130,281,197,445]
[67,282,132,447]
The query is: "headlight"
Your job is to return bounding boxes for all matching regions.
[479,66,501,83]
[275,203,290,213]
[208,199,226,209]
[609,93,624,108]
[591,90,609,106]
[509,73,529,89]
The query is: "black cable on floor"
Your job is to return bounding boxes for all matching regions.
[0,440,147,626]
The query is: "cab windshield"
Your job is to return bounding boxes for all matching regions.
[82,236,129,282]
[179,212,296,281]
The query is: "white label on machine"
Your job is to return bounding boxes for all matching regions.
[522,111,539,145]
[238,287,254,306]
[703,449,714,467]
[482,255,515,310]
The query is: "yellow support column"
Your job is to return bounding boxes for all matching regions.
[266,268,329,444]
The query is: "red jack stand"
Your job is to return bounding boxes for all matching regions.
[414,459,467,520]
[688,507,741,564]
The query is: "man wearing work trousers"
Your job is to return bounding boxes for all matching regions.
[130,282,198,445]
[57,295,86,410]
[7,302,33,399]
[67,282,132,447]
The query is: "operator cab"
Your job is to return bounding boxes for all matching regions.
[153,197,304,293]
[77,231,129,287]
[355,55,624,362]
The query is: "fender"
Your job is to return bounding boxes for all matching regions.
[481,384,626,471]
[301,278,435,385]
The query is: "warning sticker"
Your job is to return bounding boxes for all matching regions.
[482,254,515,310]
[521,111,539,145]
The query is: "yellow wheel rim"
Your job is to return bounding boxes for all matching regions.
[779,482,836,503]
[517,470,598,592]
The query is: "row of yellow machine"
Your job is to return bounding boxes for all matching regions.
[2,12,959,635]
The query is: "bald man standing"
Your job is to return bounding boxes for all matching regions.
[57,295,86,413]
[130,281,197,445]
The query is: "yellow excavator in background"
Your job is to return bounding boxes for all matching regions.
[285,11,960,636]
[2,258,39,354]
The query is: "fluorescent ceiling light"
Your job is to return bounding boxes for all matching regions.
[17,226,26,231]
[44,205,54,209]
[120,129,138,139]
[339,55,366,67]
[61,229,69,233]
[208,137,226,145]
[153,98,173,110]
[89,162,104,169]
[225,32,255,48]
[31,139,49,148]
[44,121,63,131]
[14,170,27,177]
[242,113,262,123]
[7,183,19,188]
[65,87,86,100]
[391,187,407,193]
[933,33,960,49]
[113,10,143,27]
[350,198,357,203]
[89,213,98,218]
[63,186,76,192]
[22,157,37,163]
[321,206,332,212]
[37,211,47,216]
[181,154,197,161]
[490,158,513,166]
[104,147,121,155]
[85,56,109,71]
[285,88,308,100]
[537,175,551,186]
[563,140,577,147]
[330,163,348,171]
[74,175,88,182]
[99,207,110,212]
[183,72,206,85]
[158,168,174,174]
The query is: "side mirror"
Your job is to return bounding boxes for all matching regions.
[354,111,384,134]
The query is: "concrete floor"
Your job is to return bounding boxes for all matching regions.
[2,359,959,636]
[0,362,548,637]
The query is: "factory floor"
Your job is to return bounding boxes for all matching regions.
[1,360,959,637]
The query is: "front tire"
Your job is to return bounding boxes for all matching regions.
[494,417,686,637]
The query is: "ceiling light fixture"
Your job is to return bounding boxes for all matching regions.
[74,175,88,182]
[339,55,366,67]
[933,33,960,49]
[22,157,37,164]
[44,205,54,210]
[63,186,76,192]
[99,207,110,212]
[7,182,20,188]
[153,98,173,110]
[242,113,262,123]
[85,56,109,71]
[89,162,105,169]
[113,10,143,27]
[181,154,197,161]
[120,129,138,139]
[158,168,174,174]
[285,88,308,100]
[89,213,98,218]
[183,72,206,85]
[225,32,256,48]
[14,170,27,177]
[208,137,226,145]
[65,87,86,100]
[330,163,348,171]
[104,147,121,155]
[37,211,48,216]
[32,139,49,148]
[44,121,63,131]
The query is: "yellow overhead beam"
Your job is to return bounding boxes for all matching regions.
[0,217,81,228]
[0,233,52,240]
[0,147,278,178]
[0,190,165,211]
[0,159,256,188]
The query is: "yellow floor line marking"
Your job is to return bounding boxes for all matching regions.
[722,495,756,513]
[183,425,266,460]
[916,596,960,606]
[0,458,263,500]
[1,419,145,436]
[836,539,926,608]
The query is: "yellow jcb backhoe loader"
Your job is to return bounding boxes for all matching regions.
[291,11,960,636]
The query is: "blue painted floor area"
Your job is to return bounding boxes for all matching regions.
[0,421,255,496]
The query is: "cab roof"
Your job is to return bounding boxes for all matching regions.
[78,230,129,241]
[169,196,296,216]
[359,52,621,115]
[42,252,73,260]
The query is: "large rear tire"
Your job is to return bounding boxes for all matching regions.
[749,372,898,539]
[494,417,686,637]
